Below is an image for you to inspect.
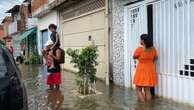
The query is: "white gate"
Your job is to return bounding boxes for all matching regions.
[124,0,194,105]
[153,0,194,105]
[124,3,148,88]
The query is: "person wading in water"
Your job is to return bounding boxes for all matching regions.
[47,24,60,71]
[43,40,62,90]
[133,34,158,102]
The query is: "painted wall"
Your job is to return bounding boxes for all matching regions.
[37,11,58,55]
[31,0,48,13]
[61,10,107,80]
[0,25,4,40]
[111,0,136,86]
[2,16,12,38]
[13,34,21,58]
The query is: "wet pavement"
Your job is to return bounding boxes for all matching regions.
[19,65,194,110]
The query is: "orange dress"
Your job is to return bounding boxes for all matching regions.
[133,47,158,87]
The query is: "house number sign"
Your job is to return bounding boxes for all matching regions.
[174,0,194,9]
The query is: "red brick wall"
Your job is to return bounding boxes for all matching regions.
[31,0,48,12]
[2,16,12,38]
[0,25,4,40]
[20,4,29,32]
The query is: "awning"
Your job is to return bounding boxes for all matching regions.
[15,28,36,41]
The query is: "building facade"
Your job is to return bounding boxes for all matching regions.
[1,16,12,46]
[7,0,37,58]
[111,0,194,105]
[49,0,110,82]
[31,0,59,55]
[0,25,4,41]
[110,0,136,86]
[7,5,23,57]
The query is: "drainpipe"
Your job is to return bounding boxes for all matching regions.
[105,0,113,85]
[105,0,110,85]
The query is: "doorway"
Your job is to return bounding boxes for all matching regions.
[41,29,49,49]
[124,1,154,88]
[41,29,49,63]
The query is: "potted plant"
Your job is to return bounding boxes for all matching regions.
[67,46,98,95]
[24,53,40,64]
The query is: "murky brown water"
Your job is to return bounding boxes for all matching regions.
[19,65,194,110]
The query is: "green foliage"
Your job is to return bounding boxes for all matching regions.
[24,53,40,64]
[67,46,98,94]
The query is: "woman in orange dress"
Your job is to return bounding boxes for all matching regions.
[133,34,158,102]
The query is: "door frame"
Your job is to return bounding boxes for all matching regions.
[124,0,158,88]
[41,29,48,49]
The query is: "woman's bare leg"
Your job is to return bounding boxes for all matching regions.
[136,86,145,102]
[144,87,152,101]
[50,84,54,90]
[56,85,60,90]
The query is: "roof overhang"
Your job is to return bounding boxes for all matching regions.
[49,0,82,11]
[32,8,51,18]
[6,5,20,13]
[3,36,12,40]
[15,28,37,41]
[1,16,12,23]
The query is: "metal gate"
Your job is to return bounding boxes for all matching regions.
[124,4,148,88]
[124,0,194,105]
[153,0,194,104]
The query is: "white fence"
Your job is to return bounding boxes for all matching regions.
[153,0,194,105]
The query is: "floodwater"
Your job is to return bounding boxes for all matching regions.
[19,65,194,110]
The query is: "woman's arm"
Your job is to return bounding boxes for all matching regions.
[42,49,48,65]
[51,49,61,61]
[154,56,158,61]
[154,47,158,61]
[42,49,47,58]
[133,56,138,59]
[133,47,141,59]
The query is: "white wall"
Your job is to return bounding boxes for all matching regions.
[13,34,21,58]
[8,21,18,35]
[37,11,59,55]
[61,10,107,80]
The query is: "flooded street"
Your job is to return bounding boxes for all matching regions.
[19,65,194,110]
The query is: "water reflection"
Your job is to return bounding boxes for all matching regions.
[134,102,154,110]
[47,90,64,110]
[74,97,99,110]
[19,65,194,110]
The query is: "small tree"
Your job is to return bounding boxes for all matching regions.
[67,46,98,95]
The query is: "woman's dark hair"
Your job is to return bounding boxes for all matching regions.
[140,34,153,48]
[48,24,57,30]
